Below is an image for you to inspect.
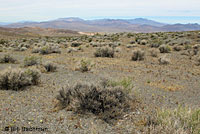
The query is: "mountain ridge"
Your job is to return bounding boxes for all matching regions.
[2,17,200,33]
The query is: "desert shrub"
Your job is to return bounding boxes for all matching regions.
[132,49,145,61]
[75,59,93,72]
[66,47,78,53]
[129,40,135,44]
[24,56,41,67]
[0,54,17,63]
[126,44,137,48]
[115,47,121,52]
[19,47,28,51]
[39,46,51,55]
[39,46,61,55]
[0,67,40,90]
[150,43,161,48]
[31,47,41,53]
[173,45,183,51]
[94,47,114,58]
[140,40,147,45]
[150,49,159,57]
[159,45,171,53]
[0,39,8,45]
[43,62,57,72]
[71,42,82,47]
[196,57,200,66]
[24,68,41,85]
[158,55,170,65]
[184,45,192,50]
[55,81,134,123]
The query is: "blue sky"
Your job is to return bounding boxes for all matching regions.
[0,0,200,23]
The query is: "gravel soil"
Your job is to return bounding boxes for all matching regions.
[0,38,200,134]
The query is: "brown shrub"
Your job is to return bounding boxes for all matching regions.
[56,81,135,123]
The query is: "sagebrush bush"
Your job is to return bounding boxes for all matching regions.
[132,49,145,61]
[39,46,51,55]
[196,57,200,66]
[75,59,92,72]
[0,67,40,90]
[43,62,57,72]
[150,49,159,57]
[173,45,182,51]
[39,46,61,55]
[24,56,41,67]
[158,55,170,65]
[0,54,17,63]
[94,47,114,58]
[55,81,134,123]
[140,40,147,45]
[159,45,171,53]
[31,47,40,53]
[71,42,82,47]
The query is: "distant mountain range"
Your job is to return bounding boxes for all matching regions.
[1,17,200,33]
[0,27,79,37]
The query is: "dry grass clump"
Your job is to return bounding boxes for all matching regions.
[55,81,135,123]
[43,62,57,72]
[155,107,200,134]
[0,67,40,90]
[0,54,17,63]
[135,106,199,134]
[132,49,145,61]
[94,47,114,58]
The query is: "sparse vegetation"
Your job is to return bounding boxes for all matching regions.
[1,30,200,133]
